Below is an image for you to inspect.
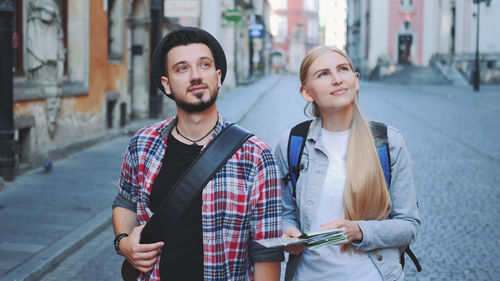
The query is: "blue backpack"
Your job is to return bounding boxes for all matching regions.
[285,120,422,272]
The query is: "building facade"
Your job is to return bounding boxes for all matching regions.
[12,0,131,171]
[6,0,272,177]
[429,0,500,84]
[164,0,272,88]
[269,0,320,73]
[347,0,500,83]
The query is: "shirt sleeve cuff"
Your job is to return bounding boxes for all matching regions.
[248,240,284,262]
[112,193,136,212]
[283,219,300,234]
[352,220,371,250]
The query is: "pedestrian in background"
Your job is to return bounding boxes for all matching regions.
[112,27,283,281]
[275,46,420,281]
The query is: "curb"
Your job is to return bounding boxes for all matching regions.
[0,210,111,281]
[1,75,282,281]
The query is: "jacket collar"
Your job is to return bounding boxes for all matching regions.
[308,117,323,143]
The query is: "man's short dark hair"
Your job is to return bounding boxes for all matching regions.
[152,27,227,97]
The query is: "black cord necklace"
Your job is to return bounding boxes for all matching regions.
[175,120,218,146]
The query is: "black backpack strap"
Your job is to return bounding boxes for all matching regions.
[404,246,422,272]
[286,120,313,198]
[140,123,253,244]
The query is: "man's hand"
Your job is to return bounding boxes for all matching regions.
[120,224,164,273]
[282,226,305,255]
[321,219,363,243]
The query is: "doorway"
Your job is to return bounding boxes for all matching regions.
[398,34,413,64]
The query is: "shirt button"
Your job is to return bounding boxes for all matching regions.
[377,255,383,261]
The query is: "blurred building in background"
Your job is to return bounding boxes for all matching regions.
[214,0,272,87]
[346,0,500,84]
[7,0,272,177]
[319,0,347,49]
[427,0,500,84]
[269,0,320,73]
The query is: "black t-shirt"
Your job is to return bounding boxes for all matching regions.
[149,134,203,281]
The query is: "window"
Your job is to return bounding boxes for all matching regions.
[64,1,90,89]
[307,18,318,43]
[108,0,124,61]
[270,14,287,43]
[269,0,287,10]
[400,0,413,12]
[18,0,67,77]
[303,0,317,11]
[15,0,90,100]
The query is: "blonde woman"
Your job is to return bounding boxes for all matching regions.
[275,46,420,281]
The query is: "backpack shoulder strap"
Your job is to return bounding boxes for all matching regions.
[286,120,313,198]
[369,121,391,188]
[403,246,422,272]
[370,121,422,272]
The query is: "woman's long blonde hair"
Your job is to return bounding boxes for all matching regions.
[300,46,392,252]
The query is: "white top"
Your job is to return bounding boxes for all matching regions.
[294,128,383,281]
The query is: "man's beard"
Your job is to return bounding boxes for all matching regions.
[173,88,219,113]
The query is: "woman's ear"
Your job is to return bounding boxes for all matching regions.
[300,86,314,103]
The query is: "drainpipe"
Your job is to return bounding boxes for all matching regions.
[0,3,16,181]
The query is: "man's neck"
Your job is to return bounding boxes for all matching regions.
[174,104,219,146]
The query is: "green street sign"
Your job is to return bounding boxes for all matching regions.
[222,9,243,22]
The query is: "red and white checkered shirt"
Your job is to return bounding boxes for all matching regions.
[118,114,282,280]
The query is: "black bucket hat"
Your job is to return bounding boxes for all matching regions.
[151,27,227,99]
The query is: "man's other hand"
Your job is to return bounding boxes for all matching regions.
[120,224,164,273]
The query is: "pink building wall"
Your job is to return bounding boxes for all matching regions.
[387,0,425,65]
[287,0,303,37]
[271,0,319,65]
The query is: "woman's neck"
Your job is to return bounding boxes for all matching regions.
[320,107,353,132]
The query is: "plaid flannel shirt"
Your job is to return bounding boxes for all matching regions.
[118,114,282,281]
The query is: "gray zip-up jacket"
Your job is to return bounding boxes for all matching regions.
[275,118,420,281]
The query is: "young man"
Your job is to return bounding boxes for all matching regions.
[112,27,283,281]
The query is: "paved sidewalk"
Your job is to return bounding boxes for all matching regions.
[0,75,283,281]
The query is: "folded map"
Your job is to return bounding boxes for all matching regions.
[256,228,348,249]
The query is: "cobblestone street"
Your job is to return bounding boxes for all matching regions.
[360,82,500,281]
[3,75,499,280]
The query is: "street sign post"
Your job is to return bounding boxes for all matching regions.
[248,23,263,38]
[222,9,243,22]
[472,0,491,92]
